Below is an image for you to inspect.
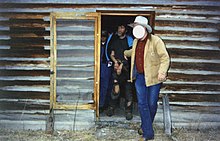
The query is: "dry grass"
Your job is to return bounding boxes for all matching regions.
[0,123,219,141]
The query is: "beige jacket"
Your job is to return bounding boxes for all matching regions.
[124,34,170,87]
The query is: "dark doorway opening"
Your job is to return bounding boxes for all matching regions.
[101,15,135,36]
[99,12,155,118]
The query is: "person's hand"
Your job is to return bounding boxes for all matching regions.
[114,62,119,69]
[116,63,123,75]
[158,73,167,81]
[124,55,128,60]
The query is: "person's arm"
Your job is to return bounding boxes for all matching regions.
[110,50,118,64]
[124,49,132,58]
[155,38,170,81]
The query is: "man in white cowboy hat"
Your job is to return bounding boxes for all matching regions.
[124,16,170,140]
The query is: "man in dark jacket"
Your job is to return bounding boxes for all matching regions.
[106,23,134,120]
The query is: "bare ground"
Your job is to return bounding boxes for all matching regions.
[0,122,219,141]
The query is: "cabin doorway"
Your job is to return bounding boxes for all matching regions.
[49,11,155,120]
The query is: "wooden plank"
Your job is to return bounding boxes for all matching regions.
[162,102,220,107]
[162,36,219,42]
[0,12,49,19]
[155,30,219,37]
[57,86,93,94]
[57,94,93,103]
[156,16,220,24]
[0,85,49,92]
[0,70,49,76]
[46,108,54,134]
[56,70,93,78]
[160,90,220,95]
[169,69,220,75]
[0,19,49,28]
[155,19,220,29]
[1,0,220,7]
[0,111,48,121]
[171,58,220,64]
[57,49,94,58]
[57,56,94,63]
[0,32,49,38]
[168,48,220,59]
[168,73,220,81]
[0,80,49,86]
[0,91,49,99]
[162,84,220,92]
[169,106,220,123]
[166,44,220,51]
[54,103,95,110]
[161,94,220,102]
[0,60,49,67]
[170,62,220,71]
[56,31,94,36]
[56,19,95,27]
[0,76,49,81]
[0,57,49,61]
[0,101,49,110]
[162,94,172,135]
[156,9,220,17]
[94,13,101,118]
[57,40,94,46]
[49,13,56,110]
[0,41,50,48]
[56,79,93,87]
[155,26,219,33]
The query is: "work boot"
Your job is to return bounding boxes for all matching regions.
[106,106,114,117]
[125,112,133,120]
[138,128,143,135]
[125,102,133,120]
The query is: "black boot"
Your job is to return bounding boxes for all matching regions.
[125,102,133,120]
[138,128,143,135]
[106,106,114,117]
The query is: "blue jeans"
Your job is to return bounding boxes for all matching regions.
[135,73,161,139]
[100,63,112,108]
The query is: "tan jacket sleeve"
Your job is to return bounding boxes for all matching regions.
[155,38,170,74]
[124,49,132,57]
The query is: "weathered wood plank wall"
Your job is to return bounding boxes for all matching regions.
[0,0,219,130]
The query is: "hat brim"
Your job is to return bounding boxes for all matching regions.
[128,23,152,33]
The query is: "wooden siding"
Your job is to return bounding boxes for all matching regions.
[0,0,219,130]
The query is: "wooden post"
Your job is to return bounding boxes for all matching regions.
[46,13,56,134]
[46,108,55,134]
[162,94,172,136]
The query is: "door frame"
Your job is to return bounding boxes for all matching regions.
[50,12,101,118]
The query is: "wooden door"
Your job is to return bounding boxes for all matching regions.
[50,12,101,117]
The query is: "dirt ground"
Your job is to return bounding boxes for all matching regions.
[0,122,219,141]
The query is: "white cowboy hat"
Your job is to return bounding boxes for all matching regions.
[128,16,152,33]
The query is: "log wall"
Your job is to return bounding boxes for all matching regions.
[0,0,219,130]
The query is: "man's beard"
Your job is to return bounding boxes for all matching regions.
[118,32,125,37]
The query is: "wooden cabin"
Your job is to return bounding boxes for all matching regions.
[0,0,219,131]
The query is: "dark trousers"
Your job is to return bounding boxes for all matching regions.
[109,70,133,112]
[100,63,112,108]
